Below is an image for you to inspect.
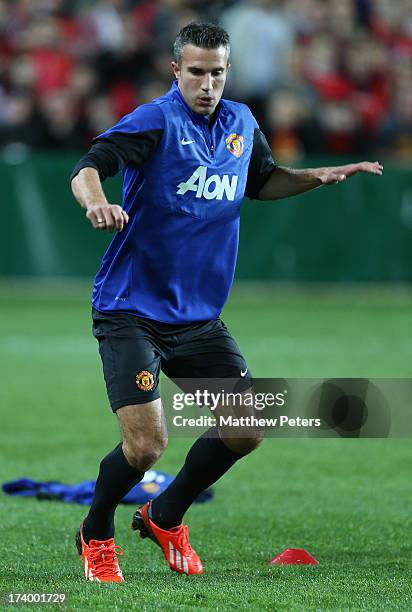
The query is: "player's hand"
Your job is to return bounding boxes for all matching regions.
[319,161,384,185]
[86,203,129,231]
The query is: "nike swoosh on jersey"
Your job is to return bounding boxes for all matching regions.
[181,138,195,145]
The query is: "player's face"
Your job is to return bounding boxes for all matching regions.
[172,44,230,117]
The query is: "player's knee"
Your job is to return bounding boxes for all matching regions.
[222,435,263,455]
[122,434,168,471]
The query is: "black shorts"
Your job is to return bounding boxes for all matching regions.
[92,308,251,411]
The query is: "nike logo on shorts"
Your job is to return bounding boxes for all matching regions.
[240,368,248,377]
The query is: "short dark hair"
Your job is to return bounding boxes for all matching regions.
[173,22,230,64]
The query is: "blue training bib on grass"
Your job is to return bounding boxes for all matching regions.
[2,470,213,505]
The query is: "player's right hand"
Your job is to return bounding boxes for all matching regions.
[86,203,129,231]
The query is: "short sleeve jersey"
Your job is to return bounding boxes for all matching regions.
[73,81,276,323]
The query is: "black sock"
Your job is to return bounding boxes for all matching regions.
[150,427,244,529]
[83,443,144,542]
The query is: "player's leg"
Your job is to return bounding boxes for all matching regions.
[78,399,168,582]
[82,309,167,542]
[149,317,261,530]
[77,309,167,581]
[131,422,257,576]
[82,399,167,543]
[148,427,260,531]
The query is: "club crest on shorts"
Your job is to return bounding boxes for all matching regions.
[136,370,154,391]
[226,133,244,158]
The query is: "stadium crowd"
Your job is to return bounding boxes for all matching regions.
[0,0,411,160]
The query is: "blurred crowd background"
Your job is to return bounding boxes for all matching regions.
[1,0,412,162]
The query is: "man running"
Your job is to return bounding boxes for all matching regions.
[70,21,383,582]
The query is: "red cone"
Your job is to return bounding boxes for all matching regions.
[268,548,318,565]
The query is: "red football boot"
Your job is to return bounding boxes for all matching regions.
[76,522,125,582]
[131,502,203,575]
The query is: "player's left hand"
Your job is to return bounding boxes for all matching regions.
[319,161,384,185]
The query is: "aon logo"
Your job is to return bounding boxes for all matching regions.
[177,165,238,201]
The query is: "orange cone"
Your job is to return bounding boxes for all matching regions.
[268,548,318,565]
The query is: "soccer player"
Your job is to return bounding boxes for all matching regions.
[70,22,383,582]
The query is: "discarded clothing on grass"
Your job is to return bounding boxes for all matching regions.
[2,470,213,505]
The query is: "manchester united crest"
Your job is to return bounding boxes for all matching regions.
[136,370,155,391]
[226,133,244,158]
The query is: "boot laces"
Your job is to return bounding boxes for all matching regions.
[176,525,193,557]
[88,542,124,576]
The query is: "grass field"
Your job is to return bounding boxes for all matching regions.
[1,281,412,611]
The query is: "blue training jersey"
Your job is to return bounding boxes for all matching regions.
[72,81,276,323]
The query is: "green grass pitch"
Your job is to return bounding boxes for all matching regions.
[1,282,411,610]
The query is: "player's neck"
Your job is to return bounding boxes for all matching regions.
[208,108,219,129]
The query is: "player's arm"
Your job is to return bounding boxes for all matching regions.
[245,129,383,202]
[71,165,128,231]
[258,162,383,201]
[71,105,164,231]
